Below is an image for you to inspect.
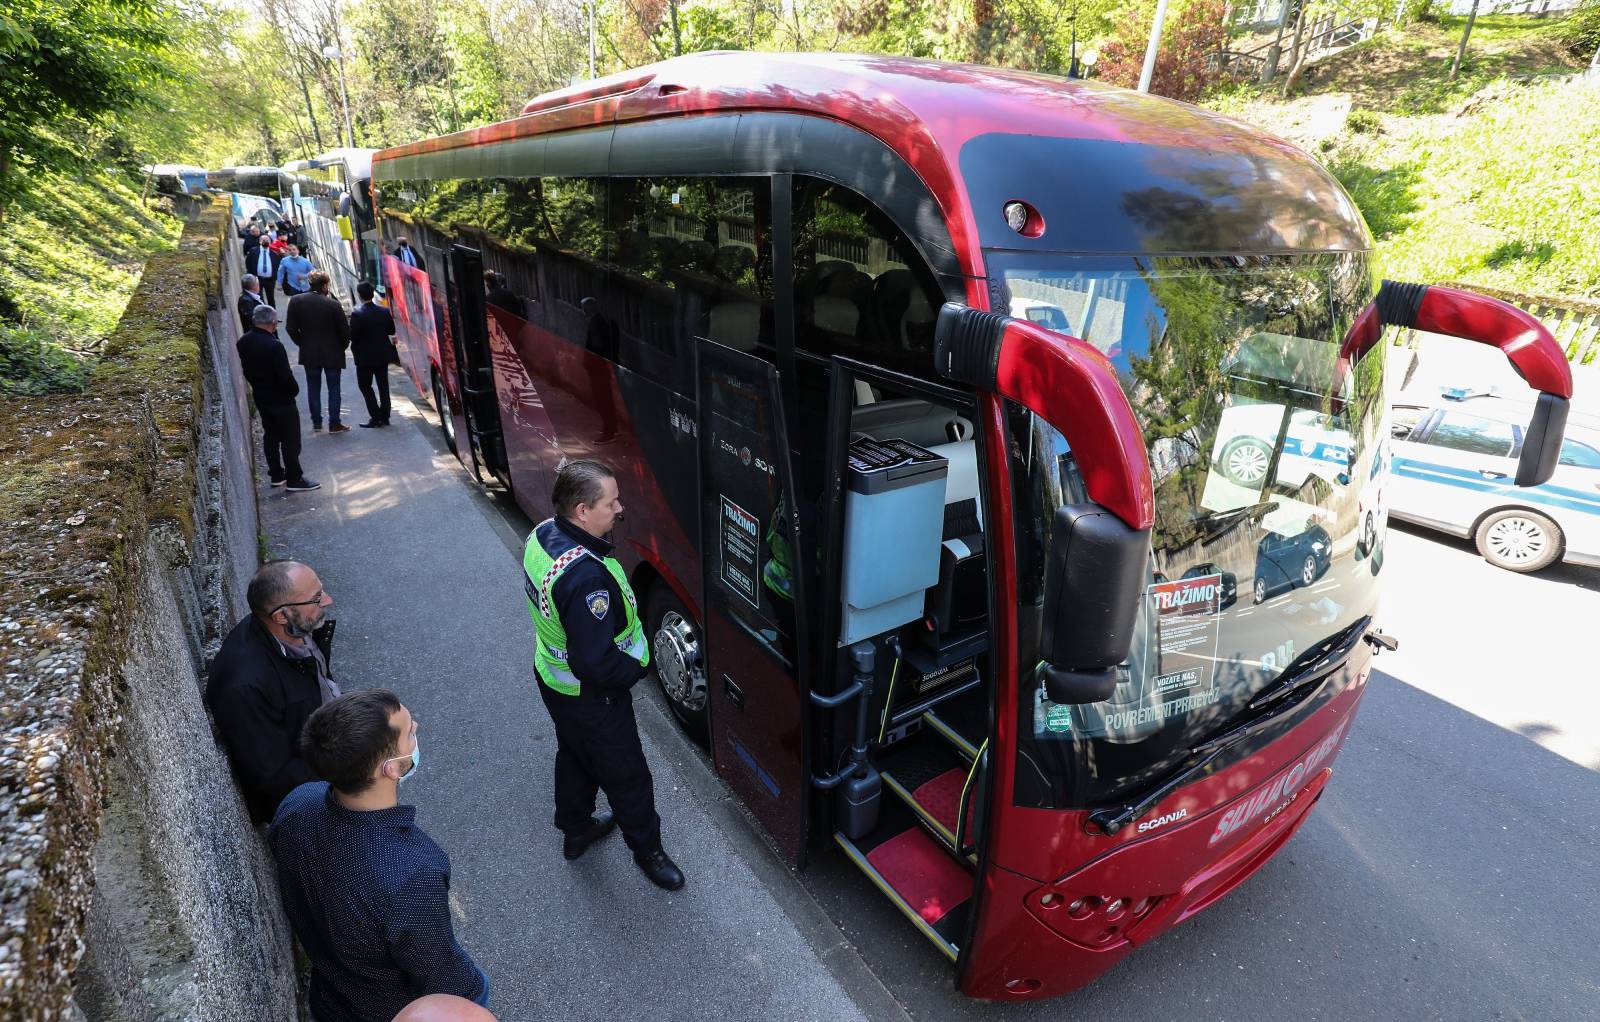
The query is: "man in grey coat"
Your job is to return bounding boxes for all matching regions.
[285,271,352,434]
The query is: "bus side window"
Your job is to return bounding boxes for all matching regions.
[531,177,609,355]
[608,177,774,392]
[790,177,943,379]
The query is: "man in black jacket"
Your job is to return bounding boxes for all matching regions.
[238,304,319,491]
[208,560,340,824]
[286,271,352,434]
[238,274,267,333]
[349,281,396,428]
[244,233,280,307]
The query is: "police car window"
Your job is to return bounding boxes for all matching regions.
[1390,405,1427,439]
[1559,439,1600,469]
[1425,412,1514,457]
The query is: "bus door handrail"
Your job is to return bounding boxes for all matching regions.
[954,738,990,858]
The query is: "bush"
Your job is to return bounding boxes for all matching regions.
[1345,108,1381,133]
[1404,0,1441,23]
[1557,0,1600,61]
[1095,0,1231,103]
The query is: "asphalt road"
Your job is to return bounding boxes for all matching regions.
[262,376,1600,1021]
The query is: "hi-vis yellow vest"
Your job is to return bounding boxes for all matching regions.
[522,519,648,696]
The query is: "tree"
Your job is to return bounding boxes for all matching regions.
[0,0,176,219]
[1096,0,1229,102]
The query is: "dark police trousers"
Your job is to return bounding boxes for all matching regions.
[537,681,661,854]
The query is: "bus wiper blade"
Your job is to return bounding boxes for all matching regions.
[1089,743,1235,836]
[1090,618,1370,836]
[1246,615,1370,713]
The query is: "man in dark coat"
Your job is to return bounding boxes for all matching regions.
[349,281,396,428]
[207,559,339,824]
[238,274,268,333]
[286,271,352,434]
[237,304,319,491]
[393,237,424,271]
[244,232,280,306]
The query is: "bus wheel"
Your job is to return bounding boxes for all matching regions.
[1475,509,1561,573]
[432,370,458,455]
[648,585,708,744]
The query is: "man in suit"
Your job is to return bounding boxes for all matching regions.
[286,271,352,433]
[245,232,280,307]
[394,237,423,271]
[349,281,397,428]
[239,274,268,333]
[236,304,318,491]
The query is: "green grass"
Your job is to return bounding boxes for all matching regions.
[0,168,182,395]
[1207,17,1597,298]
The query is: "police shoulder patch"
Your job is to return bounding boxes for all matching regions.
[586,590,610,620]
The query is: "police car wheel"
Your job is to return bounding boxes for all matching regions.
[1220,437,1271,486]
[1475,509,1561,573]
[647,585,709,744]
[1359,511,1376,555]
[432,370,458,454]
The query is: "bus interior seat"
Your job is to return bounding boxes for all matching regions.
[815,295,860,337]
[872,269,936,353]
[714,245,754,281]
[679,239,715,271]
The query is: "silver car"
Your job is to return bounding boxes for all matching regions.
[1387,396,1600,572]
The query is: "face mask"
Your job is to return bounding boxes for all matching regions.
[391,739,420,786]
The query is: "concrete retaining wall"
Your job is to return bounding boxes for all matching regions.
[0,198,297,1019]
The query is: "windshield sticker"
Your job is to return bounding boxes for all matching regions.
[1147,574,1224,701]
[718,495,761,608]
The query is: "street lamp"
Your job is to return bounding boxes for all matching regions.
[322,44,356,149]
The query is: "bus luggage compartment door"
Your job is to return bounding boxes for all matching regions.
[696,339,813,865]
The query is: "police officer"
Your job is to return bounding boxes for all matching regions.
[523,460,685,891]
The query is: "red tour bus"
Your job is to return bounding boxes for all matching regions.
[369,52,1571,999]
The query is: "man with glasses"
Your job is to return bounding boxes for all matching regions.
[207,560,340,824]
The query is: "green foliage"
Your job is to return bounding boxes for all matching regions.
[1327,158,1420,238]
[1556,0,1600,61]
[1403,0,1441,24]
[0,168,181,394]
[0,0,178,214]
[1096,0,1231,102]
[1344,108,1381,134]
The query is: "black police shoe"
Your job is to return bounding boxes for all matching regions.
[562,811,617,861]
[635,849,686,891]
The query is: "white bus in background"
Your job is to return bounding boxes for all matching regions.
[281,149,379,305]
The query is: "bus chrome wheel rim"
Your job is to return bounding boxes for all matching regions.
[437,381,456,443]
[1226,442,1269,485]
[1486,516,1547,565]
[654,610,706,711]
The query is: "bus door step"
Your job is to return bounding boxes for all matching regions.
[920,709,978,761]
[882,767,978,866]
[834,829,966,963]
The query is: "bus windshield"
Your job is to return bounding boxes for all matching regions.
[990,252,1385,809]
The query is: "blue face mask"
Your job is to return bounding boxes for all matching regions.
[391,739,420,786]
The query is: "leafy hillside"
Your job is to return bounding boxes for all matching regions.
[0,169,182,394]
[1208,15,1599,298]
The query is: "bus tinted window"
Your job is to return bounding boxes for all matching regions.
[791,178,943,378]
[609,177,774,389]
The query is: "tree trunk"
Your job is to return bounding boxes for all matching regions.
[668,0,683,56]
[1450,0,1481,79]
[1279,3,1310,96]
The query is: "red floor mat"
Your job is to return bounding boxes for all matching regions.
[913,768,972,836]
[866,827,972,924]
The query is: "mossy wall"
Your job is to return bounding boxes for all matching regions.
[0,196,296,1019]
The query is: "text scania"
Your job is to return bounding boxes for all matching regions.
[1152,583,1219,612]
[1208,722,1348,846]
[1137,808,1188,833]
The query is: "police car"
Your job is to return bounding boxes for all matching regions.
[1213,405,1352,491]
[1388,396,1600,573]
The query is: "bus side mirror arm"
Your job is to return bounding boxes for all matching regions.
[1342,281,1573,487]
[934,303,1155,704]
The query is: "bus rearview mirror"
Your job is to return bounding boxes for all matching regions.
[1040,504,1151,705]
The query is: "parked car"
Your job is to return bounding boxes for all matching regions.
[1253,523,1333,603]
[1213,404,1352,491]
[1180,561,1238,609]
[1387,397,1600,572]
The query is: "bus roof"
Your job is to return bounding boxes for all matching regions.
[376,51,1366,271]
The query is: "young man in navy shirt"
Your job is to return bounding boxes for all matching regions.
[270,690,488,1022]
